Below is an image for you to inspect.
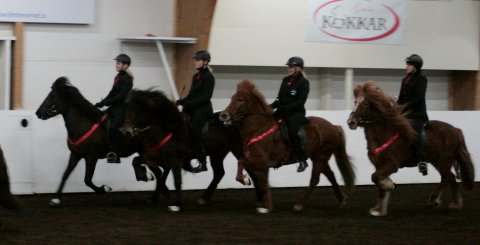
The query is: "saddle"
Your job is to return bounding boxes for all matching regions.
[277,119,308,165]
[400,122,429,168]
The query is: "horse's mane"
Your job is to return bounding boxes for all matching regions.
[237,80,273,114]
[126,89,185,133]
[357,80,415,142]
[52,77,102,122]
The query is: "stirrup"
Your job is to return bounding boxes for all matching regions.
[418,162,428,176]
[106,152,121,164]
[297,161,308,172]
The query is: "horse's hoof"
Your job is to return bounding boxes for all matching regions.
[102,185,113,192]
[198,198,207,205]
[244,176,251,186]
[256,207,270,214]
[146,172,154,181]
[369,208,386,217]
[168,206,181,212]
[293,204,304,212]
[448,201,463,209]
[49,198,61,207]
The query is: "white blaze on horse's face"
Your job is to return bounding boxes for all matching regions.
[353,96,364,114]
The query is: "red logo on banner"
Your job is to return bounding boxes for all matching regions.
[313,0,400,42]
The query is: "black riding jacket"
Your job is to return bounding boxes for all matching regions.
[397,72,429,122]
[270,72,310,118]
[181,67,215,117]
[98,70,133,116]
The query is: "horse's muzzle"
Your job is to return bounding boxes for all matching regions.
[347,116,358,130]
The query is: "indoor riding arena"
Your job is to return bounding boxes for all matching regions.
[0,1,479,244]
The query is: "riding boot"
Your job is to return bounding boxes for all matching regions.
[415,136,428,176]
[107,128,121,164]
[295,147,308,173]
[192,149,207,173]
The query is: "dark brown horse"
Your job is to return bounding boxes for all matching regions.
[0,146,22,224]
[347,81,475,216]
[122,89,245,208]
[35,77,170,207]
[219,80,355,213]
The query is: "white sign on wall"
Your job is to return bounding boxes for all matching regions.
[0,0,94,24]
[306,0,406,45]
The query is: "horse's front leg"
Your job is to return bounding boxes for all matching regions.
[370,163,398,216]
[148,166,166,204]
[235,159,251,186]
[49,153,82,207]
[84,156,111,193]
[199,154,226,205]
[167,162,183,212]
[253,168,272,214]
[370,189,391,216]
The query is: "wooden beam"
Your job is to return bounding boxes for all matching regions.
[174,0,217,99]
[448,70,480,110]
[12,22,24,109]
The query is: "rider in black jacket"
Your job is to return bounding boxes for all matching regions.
[176,50,215,172]
[397,54,429,175]
[95,54,133,163]
[270,56,310,172]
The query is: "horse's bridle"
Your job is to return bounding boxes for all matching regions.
[349,97,373,126]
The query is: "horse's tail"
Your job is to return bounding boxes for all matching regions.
[333,126,356,195]
[456,129,475,191]
[0,147,22,211]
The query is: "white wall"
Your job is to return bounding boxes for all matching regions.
[209,0,480,70]
[0,0,175,110]
[212,66,448,111]
[2,110,478,195]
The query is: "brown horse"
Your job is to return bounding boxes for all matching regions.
[219,80,355,213]
[0,146,22,224]
[347,81,475,216]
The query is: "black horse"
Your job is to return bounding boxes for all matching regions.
[122,89,245,206]
[0,146,22,223]
[35,77,170,206]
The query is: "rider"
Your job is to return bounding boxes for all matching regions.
[176,50,215,173]
[270,56,310,172]
[95,54,133,164]
[397,54,429,175]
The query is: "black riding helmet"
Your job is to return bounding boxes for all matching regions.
[114,54,131,66]
[193,50,211,62]
[286,56,304,68]
[405,54,423,70]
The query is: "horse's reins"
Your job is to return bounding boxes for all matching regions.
[68,114,108,151]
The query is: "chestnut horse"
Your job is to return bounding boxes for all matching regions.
[347,81,475,216]
[220,80,355,214]
[35,77,170,207]
[122,89,245,208]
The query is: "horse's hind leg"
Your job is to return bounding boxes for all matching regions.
[293,158,324,212]
[50,153,82,207]
[199,155,225,204]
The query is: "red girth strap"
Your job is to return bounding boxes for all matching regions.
[370,133,400,155]
[146,132,173,153]
[68,114,108,151]
[246,119,283,148]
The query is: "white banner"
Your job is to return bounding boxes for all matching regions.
[306,0,406,45]
[0,0,94,24]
